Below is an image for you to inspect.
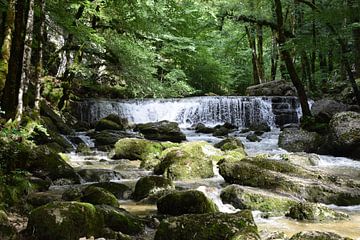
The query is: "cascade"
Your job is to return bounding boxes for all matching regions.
[73,96,302,128]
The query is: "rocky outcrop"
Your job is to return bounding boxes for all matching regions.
[132,176,174,201]
[134,121,186,142]
[246,80,296,96]
[154,210,260,240]
[311,99,348,123]
[278,128,322,153]
[157,190,218,216]
[154,141,222,180]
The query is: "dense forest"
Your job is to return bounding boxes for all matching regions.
[0,0,360,240]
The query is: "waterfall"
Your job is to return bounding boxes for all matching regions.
[73,96,302,128]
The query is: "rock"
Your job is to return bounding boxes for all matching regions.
[81,186,119,207]
[214,137,245,151]
[89,130,140,147]
[133,176,174,201]
[134,121,186,142]
[76,143,92,155]
[328,111,360,159]
[154,141,222,180]
[281,123,300,130]
[195,123,215,134]
[0,210,17,240]
[28,177,51,192]
[311,99,348,123]
[247,133,261,142]
[157,190,218,215]
[286,202,349,222]
[40,101,74,135]
[213,126,231,137]
[95,114,129,131]
[95,205,144,235]
[62,187,83,201]
[77,169,122,182]
[154,210,260,240]
[281,153,320,166]
[246,80,296,96]
[26,201,104,240]
[27,192,61,207]
[261,231,288,240]
[90,182,131,200]
[289,231,352,240]
[278,128,322,153]
[112,138,176,162]
[249,122,271,132]
[220,185,297,215]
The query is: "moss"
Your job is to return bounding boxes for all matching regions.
[214,137,247,158]
[76,143,92,155]
[154,210,259,240]
[95,119,123,131]
[26,201,104,240]
[286,202,349,222]
[90,182,131,199]
[133,176,174,201]
[135,121,186,142]
[157,190,218,215]
[81,186,119,207]
[289,231,352,240]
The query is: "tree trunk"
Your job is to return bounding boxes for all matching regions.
[270,30,278,81]
[34,0,46,116]
[319,52,327,92]
[245,26,260,85]
[15,0,35,123]
[274,0,312,117]
[256,24,265,82]
[1,0,26,119]
[0,0,16,94]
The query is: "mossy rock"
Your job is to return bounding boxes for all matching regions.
[213,126,231,137]
[89,130,139,147]
[76,143,92,155]
[27,192,61,207]
[157,190,218,216]
[246,133,261,142]
[113,138,176,163]
[154,141,222,180]
[90,182,132,200]
[214,137,246,153]
[0,210,17,240]
[40,101,74,135]
[278,128,322,153]
[134,120,186,142]
[77,169,123,182]
[154,210,259,240]
[81,186,119,207]
[26,201,104,240]
[133,176,174,201]
[195,123,215,134]
[95,118,124,131]
[286,202,349,222]
[289,231,352,240]
[62,187,83,201]
[95,205,144,235]
[221,185,297,216]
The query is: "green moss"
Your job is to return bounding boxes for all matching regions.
[81,186,119,207]
[157,190,218,215]
[290,231,352,240]
[95,119,123,131]
[133,176,174,201]
[26,201,104,240]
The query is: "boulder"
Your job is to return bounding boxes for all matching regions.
[249,122,271,132]
[81,186,119,207]
[311,99,348,123]
[134,121,186,142]
[27,192,61,207]
[89,130,140,147]
[195,123,215,134]
[328,111,360,159]
[40,101,74,135]
[76,143,92,155]
[157,190,218,215]
[154,141,222,180]
[286,202,348,222]
[246,80,296,96]
[213,126,231,137]
[62,187,83,201]
[247,133,261,142]
[154,210,260,240]
[26,202,104,240]
[95,114,129,131]
[278,128,322,153]
[95,205,144,235]
[133,176,174,201]
[0,210,17,240]
[77,169,122,182]
[90,182,131,200]
[289,231,352,240]
[214,137,246,154]
[220,185,297,215]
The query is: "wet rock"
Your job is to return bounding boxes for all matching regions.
[95,205,144,235]
[247,133,261,142]
[28,177,51,192]
[89,130,140,147]
[95,114,129,131]
[249,122,271,132]
[281,123,300,130]
[278,128,322,153]
[154,210,260,240]
[134,121,186,142]
[289,231,352,240]
[157,190,218,215]
[26,201,104,240]
[328,111,360,159]
[154,141,222,180]
[311,99,348,123]
[77,169,122,182]
[220,185,297,215]
[246,80,296,96]
[280,153,320,166]
[133,176,174,201]
[90,182,131,200]
[261,231,289,240]
[81,186,119,207]
[286,202,349,222]
[27,192,61,207]
[76,143,92,155]
[195,123,215,134]
[62,187,83,201]
[213,126,231,137]
[214,137,245,152]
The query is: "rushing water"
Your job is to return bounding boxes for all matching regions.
[66,96,360,239]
